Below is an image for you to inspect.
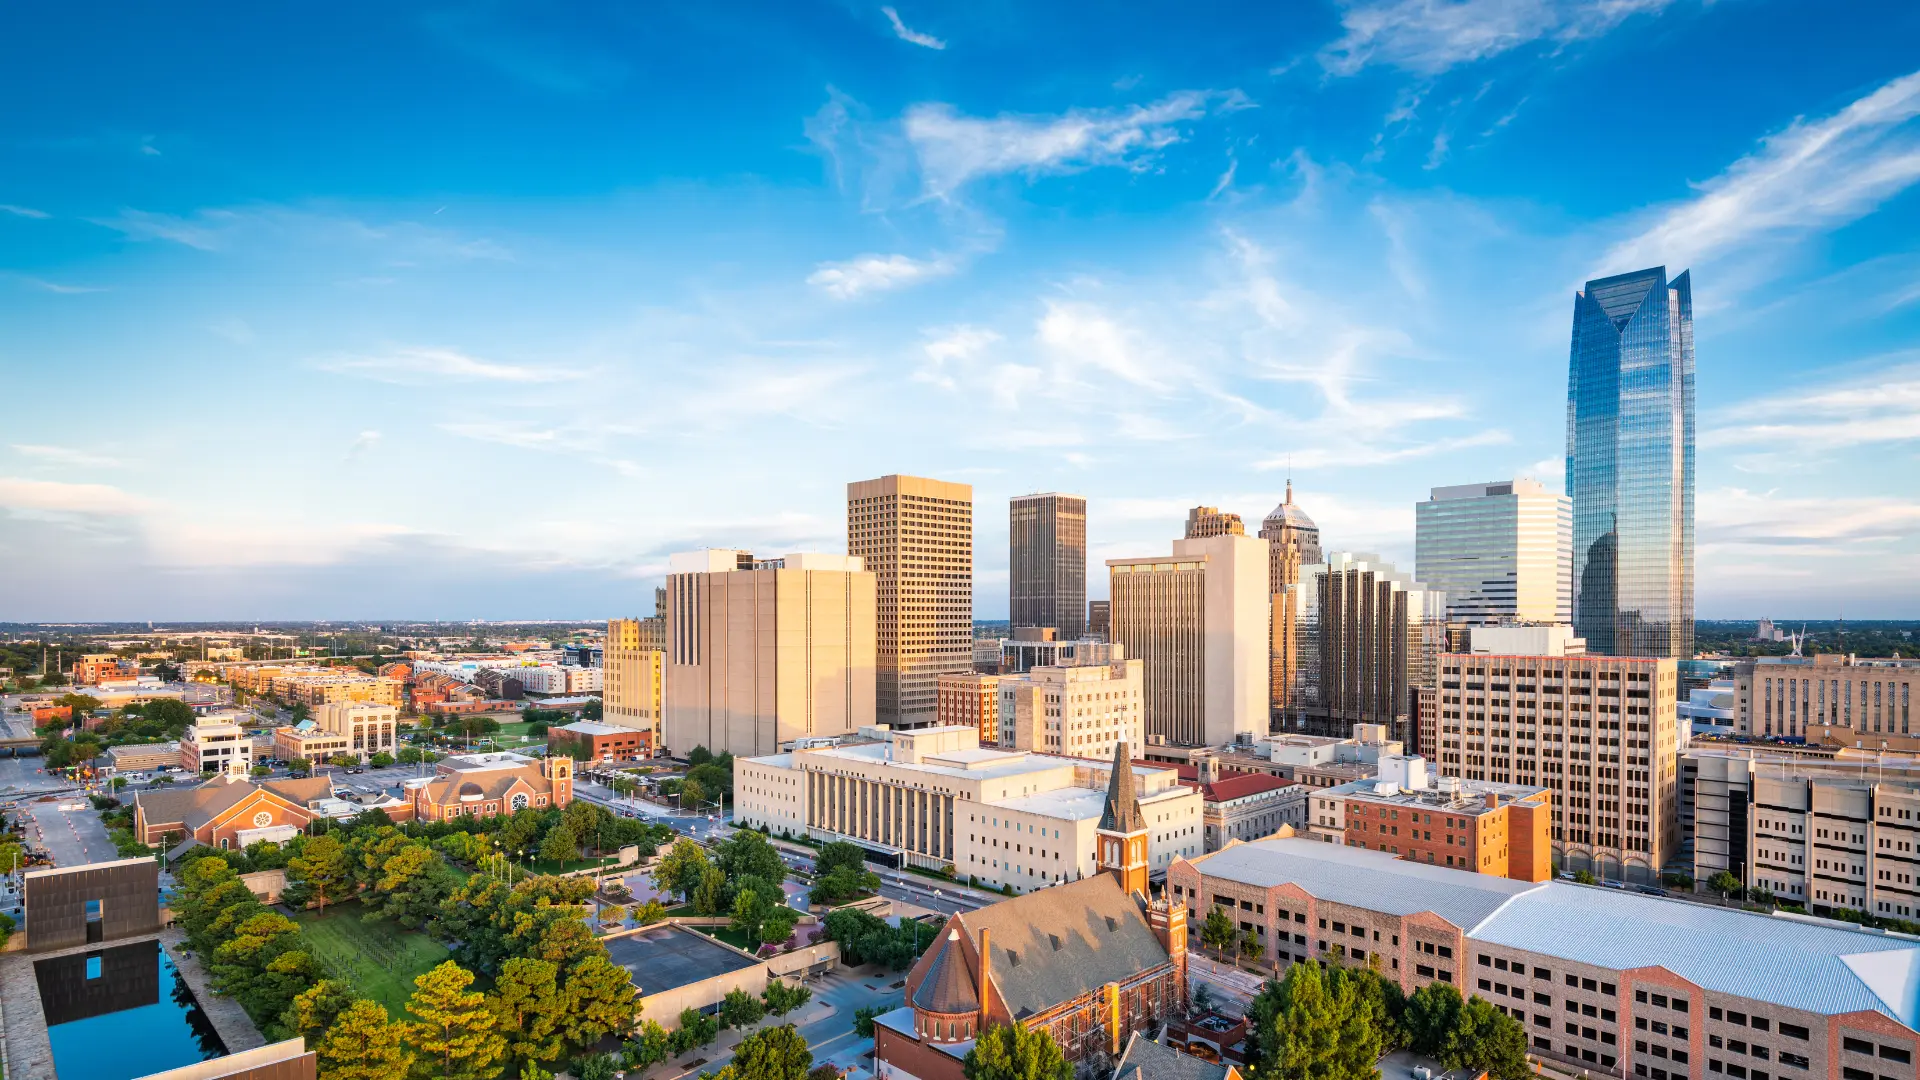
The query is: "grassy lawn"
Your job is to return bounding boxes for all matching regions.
[295,902,450,1015]
[526,855,610,875]
[699,925,757,952]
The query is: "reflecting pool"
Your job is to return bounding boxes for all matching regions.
[33,939,227,1080]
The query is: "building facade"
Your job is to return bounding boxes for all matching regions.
[664,549,878,758]
[1169,837,1920,1080]
[850,475,975,728]
[1568,266,1695,659]
[1260,482,1322,716]
[1009,493,1087,639]
[133,774,334,849]
[1184,506,1245,539]
[936,674,1001,744]
[1304,754,1553,882]
[1430,651,1679,883]
[994,655,1145,758]
[1108,534,1270,749]
[1416,479,1572,626]
[180,716,254,774]
[1088,601,1111,642]
[733,728,1201,891]
[604,617,665,754]
[549,720,648,762]
[1283,552,1446,743]
[1201,773,1305,851]
[407,751,573,822]
[1735,655,1919,749]
[316,701,397,760]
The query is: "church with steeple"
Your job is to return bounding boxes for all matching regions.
[873,741,1189,1080]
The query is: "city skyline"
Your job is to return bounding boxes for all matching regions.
[4,5,1920,621]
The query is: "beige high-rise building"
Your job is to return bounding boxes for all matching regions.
[848,474,974,728]
[664,550,878,758]
[1430,650,1679,884]
[604,617,665,754]
[1108,533,1270,749]
[315,701,398,760]
[994,652,1144,757]
[1183,506,1245,539]
[1260,481,1321,714]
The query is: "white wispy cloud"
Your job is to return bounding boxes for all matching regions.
[1321,0,1679,75]
[807,252,957,298]
[0,204,48,219]
[438,423,565,450]
[319,346,584,384]
[882,6,946,49]
[1700,488,1920,549]
[1607,68,1920,274]
[0,477,153,516]
[89,207,236,250]
[1706,356,1920,450]
[904,91,1224,197]
[11,445,123,469]
[344,431,382,461]
[18,277,105,294]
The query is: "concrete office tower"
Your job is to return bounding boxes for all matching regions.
[850,475,974,728]
[1260,481,1321,714]
[663,549,877,758]
[1107,534,1270,748]
[1416,479,1571,626]
[1009,493,1086,639]
[1284,552,1445,743]
[1567,266,1695,658]
[1734,653,1919,747]
[1431,651,1678,884]
[1183,506,1245,538]
[604,617,665,753]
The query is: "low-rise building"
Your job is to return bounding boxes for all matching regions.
[1170,836,1920,1080]
[106,742,179,773]
[735,730,1201,892]
[274,722,351,764]
[514,665,602,695]
[549,720,648,762]
[71,654,138,686]
[133,774,334,850]
[407,751,574,822]
[1305,754,1553,882]
[1737,654,1920,749]
[1171,725,1403,789]
[180,715,254,774]
[316,701,398,760]
[1201,773,1306,851]
[936,673,1000,744]
[994,653,1145,759]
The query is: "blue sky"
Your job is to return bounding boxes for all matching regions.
[4,0,1920,621]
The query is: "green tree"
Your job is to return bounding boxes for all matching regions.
[687,745,714,767]
[406,961,507,1080]
[693,864,729,916]
[560,953,639,1049]
[1201,905,1237,953]
[733,1024,812,1080]
[144,697,196,732]
[282,979,358,1045]
[635,899,669,925]
[289,832,354,913]
[370,751,395,767]
[397,747,425,765]
[760,905,798,949]
[1402,984,1527,1080]
[623,1020,673,1070]
[1241,929,1266,963]
[721,987,767,1029]
[539,820,580,866]
[1708,870,1743,899]
[654,838,710,903]
[673,1009,719,1052]
[1572,869,1597,886]
[288,757,313,776]
[963,1023,1073,1080]
[764,981,813,1016]
[1245,961,1394,1080]
[315,999,415,1080]
[490,957,567,1069]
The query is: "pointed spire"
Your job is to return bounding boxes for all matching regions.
[1099,741,1144,834]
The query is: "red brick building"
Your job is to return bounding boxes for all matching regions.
[132,775,335,850]
[408,751,573,822]
[547,721,647,762]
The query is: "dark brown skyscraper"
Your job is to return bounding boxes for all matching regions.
[1009,493,1086,639]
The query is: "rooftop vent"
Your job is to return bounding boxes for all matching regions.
[1104,916,1118,932]
[1049,934,1061,951]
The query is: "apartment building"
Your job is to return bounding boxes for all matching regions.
[604,617,664,753]
[733,729,1201,892]
[1431,651,1679,884]
[664,549,878,758]
[1170,837,1920,1080]
[1108,533,1270,748]
[1305,753,1553,882]
[512,665,602,695]
[849,474,974,728]
[1685,747,1920,920]
[72,654,138,686]
[936,673,1001,744]
[1736,654,1920,750]
[994,653,1145,758]
[180,715,254,774]
[278,673,403,708]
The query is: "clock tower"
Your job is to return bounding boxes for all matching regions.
[1096,741,1150,897]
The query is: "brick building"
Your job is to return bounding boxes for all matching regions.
[407,751,573,822]
[133,774,333,850]
[1305,754,1553,882]
[548,720,648,762]
[936,673,1000,744]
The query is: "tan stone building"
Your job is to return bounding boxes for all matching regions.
[1108,534,1270,748]
[317,701,398,759]
[936,673,1000,743]
[664,550,877,758]
[1171,837,1920,1080]
[1736,654,1919,749]
[993,654,1144,759]
[1183,506,1245,538]
[604,617,665,754]
[278,673,403,707]
[1260,482,1321,714]
[1430,651,1679,884]
[849,474,974,728]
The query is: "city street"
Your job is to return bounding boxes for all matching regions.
[657,962,902,1080]
[18,798,112,867]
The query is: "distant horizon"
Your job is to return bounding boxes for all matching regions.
[6,616,1917,630]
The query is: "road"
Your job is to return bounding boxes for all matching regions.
[19,798,113,867]
[670,963,903,1080]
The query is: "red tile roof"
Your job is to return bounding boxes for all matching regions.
[1202,773,1297,803]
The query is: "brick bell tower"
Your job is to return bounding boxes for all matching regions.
[1097,741,1150,897]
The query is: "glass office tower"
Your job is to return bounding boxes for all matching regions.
[1009,493,1087,638]
[1416,478,1571,625]
[1566,266,1695,659]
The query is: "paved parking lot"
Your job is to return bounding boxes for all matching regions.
[17,798,113,868]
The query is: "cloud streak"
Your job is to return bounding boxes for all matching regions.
[11,444,122,469]
[1707,356,1920,451]
[318,346,584,384]
[1320,0,1679,76]
[808,252,957,298]
[882,6,945,49]
[0,204,48,219]
[0,477,154,516]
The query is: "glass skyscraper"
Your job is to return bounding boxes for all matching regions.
[1415,478,1571,626]
[1566,266,1695,659]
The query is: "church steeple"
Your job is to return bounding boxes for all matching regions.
[1097,742,1150,896]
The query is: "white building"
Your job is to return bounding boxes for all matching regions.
[1415,478,1571,626]
[994,652,1145,759]
[179,714,254,775]
[734,726,1201,893]
[513,665,603,695]
[1465,624,1585,657]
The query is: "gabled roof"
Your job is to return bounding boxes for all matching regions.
[1115,1033,1234,1080]
[1202,775,1296,803]
[135,775,328,831]
[959,873,1169,1020]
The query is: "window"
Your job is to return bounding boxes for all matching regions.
[1535,966,1551,979]
[1570,975,1581,988]
[1779,1024,1809,1042]
[1481,956,1493,968]
[1845,1039,1875,1056]
[1880,1047,1912,1065]
[1712,1008,1725,1021]
[1779,1053,1809,1070]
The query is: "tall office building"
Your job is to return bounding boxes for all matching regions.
[663,550,877,758]
[1415,479,1572,626]
[1108,533,1270,748]
[1431,650,1679,884]
[1283,552,1446,742]
[1183,506,1245,538]
[1088,600,1110,641]
[1567,266,1695,658]
[604,617,665,753]
[1260,481,1321,714]
[849,474,975,727]
[1008,493,1086,638]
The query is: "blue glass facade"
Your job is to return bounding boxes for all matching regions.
[1566,266,1694,659]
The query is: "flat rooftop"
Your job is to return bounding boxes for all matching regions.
[605,925,759,995]
[1327,777,1546,815]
